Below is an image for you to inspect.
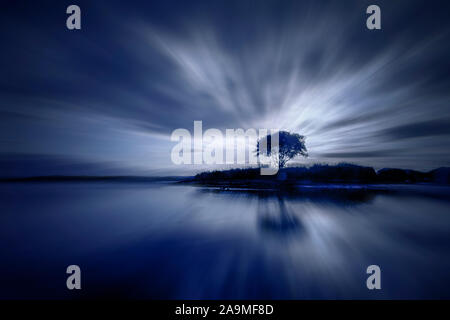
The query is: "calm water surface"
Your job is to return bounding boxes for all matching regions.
[1,182,450,299]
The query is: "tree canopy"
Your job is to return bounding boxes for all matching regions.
[256,131,308,168]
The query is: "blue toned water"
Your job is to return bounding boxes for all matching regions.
[1,182,450,299]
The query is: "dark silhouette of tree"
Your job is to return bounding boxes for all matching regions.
[256,131,308,168]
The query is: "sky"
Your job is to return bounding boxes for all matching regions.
[1,0,450,177]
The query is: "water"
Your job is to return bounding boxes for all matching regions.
[1,182,450,299]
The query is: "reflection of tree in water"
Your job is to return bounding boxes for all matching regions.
[195,186,389,237]
[196,185,383,204]
[257,194,303,236]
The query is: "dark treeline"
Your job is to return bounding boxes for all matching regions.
[193,164,450,185]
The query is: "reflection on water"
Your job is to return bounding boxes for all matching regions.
[0,182,450,299]
[258,194,303,236]
[197,187,385,238]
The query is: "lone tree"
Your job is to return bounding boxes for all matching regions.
[256,131,308,168]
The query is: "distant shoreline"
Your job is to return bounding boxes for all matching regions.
[1,163,449,186]
[0,175,189,183]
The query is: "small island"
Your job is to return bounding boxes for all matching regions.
[183,131,450,189]
[185,163,450,188]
